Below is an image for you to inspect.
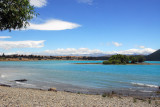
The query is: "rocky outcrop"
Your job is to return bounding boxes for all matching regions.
[15,79,27,82]
[48,88,57,92]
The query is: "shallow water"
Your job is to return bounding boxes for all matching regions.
[0,60,160,96]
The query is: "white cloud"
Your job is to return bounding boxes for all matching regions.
[112,48,156,55]
[41,48,102,56]
[0,40,45,50]
[112,42,122,47]
[77,0,93,5]
[0,36,11,39]
[0,51,32,55]
[1,48,156,56]
[29,0,47,8]
[26,19,81,31]
[37,48,156,56]
[139,46,145,49]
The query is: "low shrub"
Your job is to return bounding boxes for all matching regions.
[111,91,116,95]
[103,61,112,64]
[133,98,137,103]
[156,90,160,94]
[77,92,81,94]
[148,99,151,104]
[102,93,107,97]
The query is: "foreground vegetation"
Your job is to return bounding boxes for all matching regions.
[103,54,145,65]
[1,0,37,31]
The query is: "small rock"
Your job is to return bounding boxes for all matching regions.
[48,88,57,92]
[15,79,27,82]
[0,84,11,87]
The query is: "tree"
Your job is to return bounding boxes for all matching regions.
[2,53,5,57]
[108,54,129,64]
[103,54,129,64]
[136,55,146,63]
[0,0,37,31]
[131,57,137,63]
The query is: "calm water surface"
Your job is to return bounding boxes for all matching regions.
[0,60,160,96]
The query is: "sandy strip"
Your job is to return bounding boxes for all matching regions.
[0,86,159,107]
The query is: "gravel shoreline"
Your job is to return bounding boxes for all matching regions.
[0,86,159,107]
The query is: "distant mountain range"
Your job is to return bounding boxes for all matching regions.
[146,49,160,61]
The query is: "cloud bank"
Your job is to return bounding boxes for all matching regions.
[38,48,156,56]
[26,19,80,31]
[0,36,11,39]
[30,0,47,8]
[42,48,102,56]
[112,48,155,55]
[0,40,45,50]
[1,48,156,56]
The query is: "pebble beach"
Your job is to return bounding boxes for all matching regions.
[0,86,159,107]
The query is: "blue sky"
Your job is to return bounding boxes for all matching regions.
[0,0,160,56]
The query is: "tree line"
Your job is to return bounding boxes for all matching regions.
[0,54,110,60]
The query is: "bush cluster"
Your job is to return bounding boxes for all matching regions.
[103,54,145,65]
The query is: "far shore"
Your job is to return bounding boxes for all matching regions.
[1,59,160,65]
[74,62,160,65]
[0,59,102,61]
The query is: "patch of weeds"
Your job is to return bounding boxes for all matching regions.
[141,99,146,102]
[156,91,160,94]
[108,93,113,98]
[96,93,100,95]
[102,92,114,98]
[155,101,158,105]
[102,93,107,97]
[111,91,116,95]
[118,96,123,99]
[133,98,137,103]
[77,92,81,94]
[148,99,151,104]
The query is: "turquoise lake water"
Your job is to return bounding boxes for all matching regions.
[0,60,160,96]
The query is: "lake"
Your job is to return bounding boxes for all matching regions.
[0,60,160,97]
